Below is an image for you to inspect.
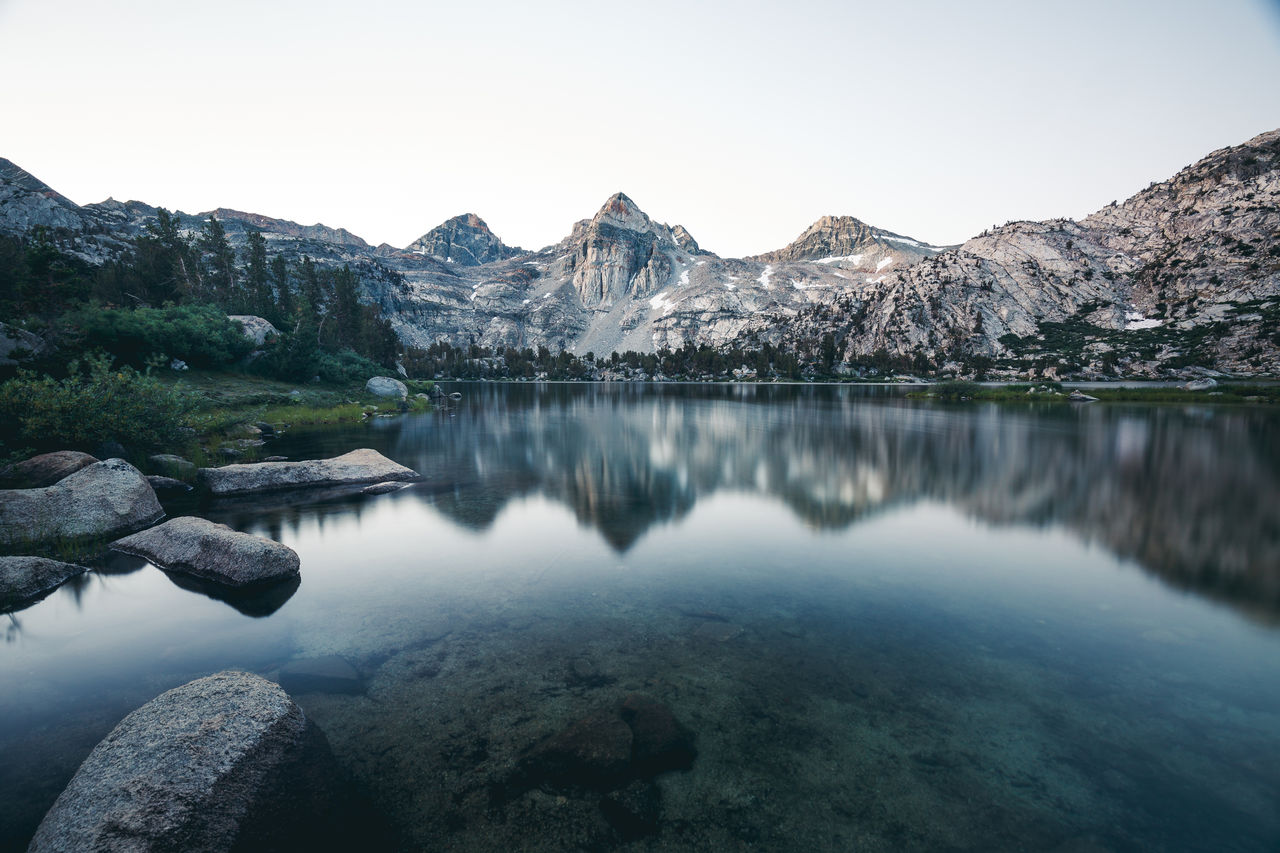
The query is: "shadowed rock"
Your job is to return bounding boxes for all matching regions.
[279,656,364,695]
[619,694,697,775]
[112,517,299,587]
[28,670,340,853]
[0,459,162,552]
[0,556,87,611]
[198,449,421,497]
[147,454,196,482]
[146,475,193,495]
[0,451,98,489]
[522,709,634,790]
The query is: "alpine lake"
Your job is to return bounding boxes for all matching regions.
[2,382,1278,852]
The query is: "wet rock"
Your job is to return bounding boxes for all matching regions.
[600,780,661,840]
[111,516,300,588]
[0,459,162,551]
[0,556,87,611]
[146,475,193,494]
[279,656,364,695]
[1068,390,1099,402]
[254,421,276,436]
[262,455,288,462]
[0,450,98,489]
[360,481,410,495]
[522,709,634,790]
[619,694,697,775]
[147,453,196,482]
[366,376,408,399]
[29,670,340,853]
[198,448,421,496]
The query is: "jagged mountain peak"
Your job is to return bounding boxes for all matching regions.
[589,192,657,234]
[750,214,945,263]
[0,157,84,233]
[405,212,520,266]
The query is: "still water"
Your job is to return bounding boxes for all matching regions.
[2,383,1278,851]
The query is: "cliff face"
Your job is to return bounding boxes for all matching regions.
[762,129,1280,376]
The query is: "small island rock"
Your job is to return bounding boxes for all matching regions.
[0,556,87,611]
[0,459,162,551]
[198,448,421,496]
[28,670,339,853]
[112,516,300,587]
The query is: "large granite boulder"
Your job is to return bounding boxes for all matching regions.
[29,670,340,853]
[365,376,408,399]
[0,451,98,489]
[198,449,421,497]
[227,314,280,346]
[112,517,299,587]
[0,556,87,611]
[0,459,162,551]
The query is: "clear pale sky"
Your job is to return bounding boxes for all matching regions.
[2,0,1278,256]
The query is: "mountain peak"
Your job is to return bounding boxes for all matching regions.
[750,214,944,263]
[405,212,520,266]
[590,192,654,233]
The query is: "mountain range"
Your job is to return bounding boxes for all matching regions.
[2,127,1277,377]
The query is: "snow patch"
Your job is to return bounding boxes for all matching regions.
[1124,311,1163,331]
[757,265,774,289]
[875,256,893,272]
[678,269,690,287]
[650,291,678,316]
[814,254,863,265]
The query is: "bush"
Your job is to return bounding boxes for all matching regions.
[932,380,984,401]
[65,303,255,369]
[0,354,196,455]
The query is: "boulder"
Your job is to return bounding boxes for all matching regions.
[365,376,408,399]
[112,517,300,588]
[1183,377,1218,391]
[279,656,364,695]
[522,709,634,790]
[0,459,162,551]
[29,670,340,853]
[1068,390,1099,402]
[0,556,87,611]
[198,449,421,497]
[0,320,45,366]
[146,475,193,495]
[0,451,98,489]
[227,314,280,346]
[148,453,196,482]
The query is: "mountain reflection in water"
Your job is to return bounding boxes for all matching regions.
[250,383,1279,622]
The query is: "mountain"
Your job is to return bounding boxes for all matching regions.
[1,128,1276,376]
[403,213,520,266]
[758,129,1280,377]
[748,214,949,266]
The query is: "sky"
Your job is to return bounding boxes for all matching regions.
[1,0,1278,257]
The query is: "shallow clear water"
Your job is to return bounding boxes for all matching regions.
[3,383,1279,851]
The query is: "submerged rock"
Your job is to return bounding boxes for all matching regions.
[198,449,421,497]
[111,516,300,587]
[619,694,697,775]
[279,656,364,695]
[0,459,162,551]
[360,481,410,496]
[0,556,87,611]
[29,670,340,853]
[0,451,98,490]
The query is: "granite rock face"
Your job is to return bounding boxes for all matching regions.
[198,448,421,496]
[0,157,83,233]
[404,213,521,266]
[0,459,162,551]
[0,451,98,489]
[748,214,947,266]
[28,670,340,853]
[111,517,300,587]
[0,556,87,610]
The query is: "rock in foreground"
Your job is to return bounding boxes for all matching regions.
[365,376,408,398]
[0,450,98,489]
[0,556,87,611]
[29,670,339,853]
[198,448,421,497]
[112,517,299,587]
[0,459,162,551]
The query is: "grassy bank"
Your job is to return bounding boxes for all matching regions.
[910,381,1280,405]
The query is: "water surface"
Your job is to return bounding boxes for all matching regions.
[3,384,1278,851]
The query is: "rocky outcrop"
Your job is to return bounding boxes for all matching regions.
[0,320,47,366]
[227,315,280,346]
[0,556,87,611]
[28,670,340,853]
[198,448,421,496]
[404,213,521,266]
[0,459,163,551]
[0,451,98,489]
[111,517,300,587]
[365,376,407,398]
[748,214,947,265]
[0,157,82,233]
[567,193,679,307]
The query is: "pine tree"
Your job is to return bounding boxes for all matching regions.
[269,253,293,326]
[243,231,270,318]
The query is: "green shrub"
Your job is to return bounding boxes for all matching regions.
[932,380,983,401]
[0,354,196,455]
[65,303,255,369]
